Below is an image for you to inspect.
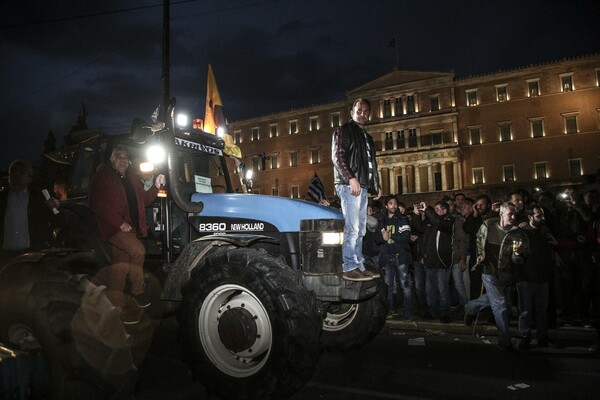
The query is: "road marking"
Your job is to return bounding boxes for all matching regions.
[306,382,432,399]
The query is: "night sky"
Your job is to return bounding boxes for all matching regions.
[1,0,599,170]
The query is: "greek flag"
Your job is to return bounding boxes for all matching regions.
[307,174,326,202]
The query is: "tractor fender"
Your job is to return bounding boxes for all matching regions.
[160,234,279,305]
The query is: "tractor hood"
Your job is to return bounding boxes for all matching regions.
[190,193,342,232]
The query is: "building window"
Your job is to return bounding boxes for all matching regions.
[395,98,403,116]
[289,151,298,167]
[385,132,393,151]
[310,149,320,164]
[560,74,574,92]
[563,114,578,134]
[270,154,278,170]
[397,130,405,149]
[499,122,512,142]
[527,79,540,97]
[496,85,508,102]
[431,130,442,145]
[406,95,415,114]
[466,89,478,106]
[408,128,418,148]
[331,112,340,127]
[569,159,582,177]
[430,95,440,111]
[251,189,261,194]
[383,99,392,118]
[535,162,548,179]
[530,118,544,138]
[252,158,261,171]
[503,165,515,182]
[469,127,481,145]
[289,120,298,134]
[269,124,278,138]
[271,187,279,196]
[251,127,259,141]
[290,185,300,199]
[310,116,319,132]
[434,172,442,191]
[472,168,485,185]
[234,130,242,144]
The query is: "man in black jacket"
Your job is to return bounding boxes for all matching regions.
[412,200,455,323]
[376,195,413,319]
[332,98,382,281]
[515,204,557,349]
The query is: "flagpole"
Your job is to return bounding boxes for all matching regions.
[388,37,399,68]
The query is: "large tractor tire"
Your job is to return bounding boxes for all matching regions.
[0,259,136,399]
[320,284,388,351]
[179,247,322,400]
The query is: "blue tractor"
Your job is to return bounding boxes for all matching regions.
[0,101,387,400]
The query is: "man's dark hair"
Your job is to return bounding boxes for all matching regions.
[524,203,542,217]
[454,193,466,200]
[475,193,491,204]
[508,190,522,199]
[464,197,474,205]
[435,200,449,210]
[385,194,398,205]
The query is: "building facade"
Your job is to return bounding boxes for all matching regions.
[228,54,600,203]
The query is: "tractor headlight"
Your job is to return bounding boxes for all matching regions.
[176,113,189,128]
[147,145,166,164]
[322,231,343,246]
[139,162,155,173]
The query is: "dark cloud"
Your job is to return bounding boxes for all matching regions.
[1,0,599,169]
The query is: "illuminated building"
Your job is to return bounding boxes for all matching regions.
[229,54,600,202]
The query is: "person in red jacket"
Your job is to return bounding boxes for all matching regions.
[89,145,165,311]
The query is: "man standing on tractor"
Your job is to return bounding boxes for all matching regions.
[89,146,165,314]
[332,98,382,281]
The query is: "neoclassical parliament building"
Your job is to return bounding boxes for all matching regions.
[229,53,600,203]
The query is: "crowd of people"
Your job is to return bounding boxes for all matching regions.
[361,188,600,351]
[330,97,598,351]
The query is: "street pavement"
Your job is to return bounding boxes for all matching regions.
[136,314,598,400]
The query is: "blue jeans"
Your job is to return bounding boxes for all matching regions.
[335,184,367,272]
[451,263,469,306]
[482,273,511,347]
[413,260,427,315]
[425,268,451,318]
[382,255,413,319]
[466,293,489,315]
[516,281,549,338]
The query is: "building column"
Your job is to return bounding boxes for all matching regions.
[407,165,414,193]
[441,161,448,191]
[452,161,463,190]
[428,163,434,192]
[388,168,396,195]
[414,164,421,193]
[453,161,459,190]
[401,165,408,194]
